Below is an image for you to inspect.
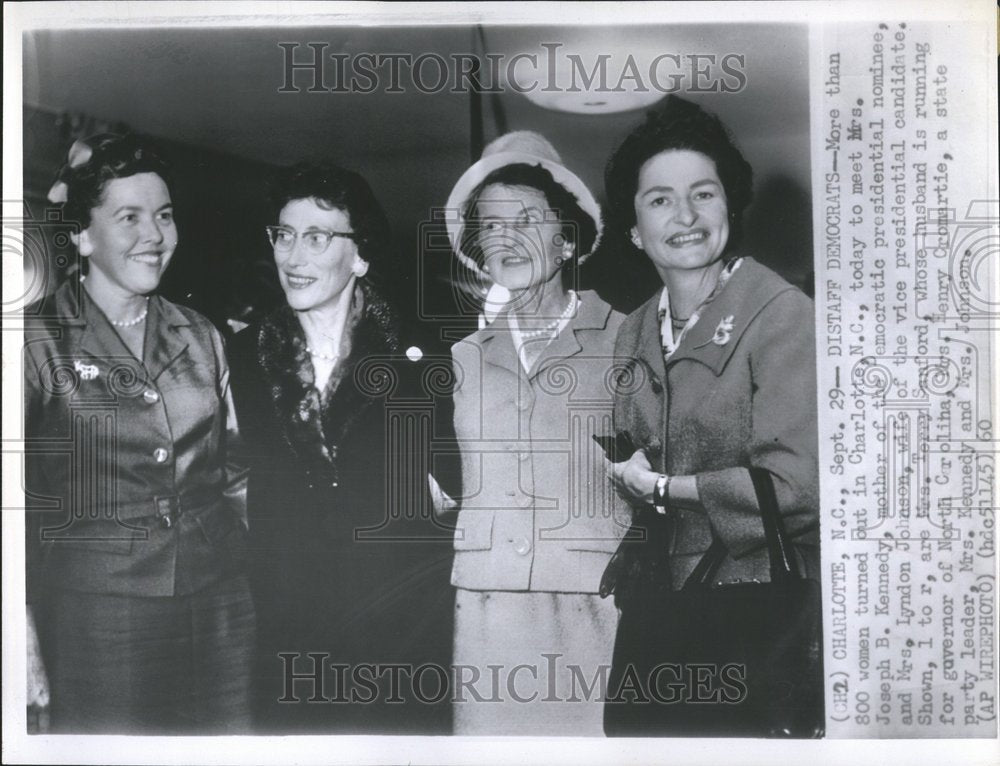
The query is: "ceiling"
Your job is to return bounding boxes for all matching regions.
[25,22,810,194]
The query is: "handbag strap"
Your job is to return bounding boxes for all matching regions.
[749,465,801,584]
[684,466,801,589]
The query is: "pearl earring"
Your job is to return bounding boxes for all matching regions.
[557,242,574,266]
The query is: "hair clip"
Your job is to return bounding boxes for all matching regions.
[46,139,94,204]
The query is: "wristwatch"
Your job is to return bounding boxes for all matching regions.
[653,474,671,515]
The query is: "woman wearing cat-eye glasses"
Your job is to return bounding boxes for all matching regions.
[228,161,457,733]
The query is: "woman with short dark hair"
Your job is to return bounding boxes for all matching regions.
[601,96,820,735]
[25,133,254,733]
[228,161,454,733]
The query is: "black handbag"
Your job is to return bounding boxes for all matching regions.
[602,467,824,738]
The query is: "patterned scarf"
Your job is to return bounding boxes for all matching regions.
[657,258,743,361]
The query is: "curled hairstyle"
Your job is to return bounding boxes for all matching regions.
[269,162,394,279]
[459,163,597,276]
[605,95,754,252]
[60,134,174,229]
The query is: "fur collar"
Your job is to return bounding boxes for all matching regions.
[255,280,400,478]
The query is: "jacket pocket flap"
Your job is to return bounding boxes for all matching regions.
[564,534,625,553]
[452,508,494,550]
[46,525,139,555]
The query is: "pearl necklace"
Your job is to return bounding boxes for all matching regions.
[518,292,578,341]
[306,346,340,362]
[110,298,149,327]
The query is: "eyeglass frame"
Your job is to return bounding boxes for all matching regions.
[265,225,362,255]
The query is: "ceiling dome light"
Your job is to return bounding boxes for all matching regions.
[520,89,663,114]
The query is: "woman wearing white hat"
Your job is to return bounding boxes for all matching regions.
[442,132,628,735]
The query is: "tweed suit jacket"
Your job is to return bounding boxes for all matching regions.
[450,291,630,593]
[613,258,820,586]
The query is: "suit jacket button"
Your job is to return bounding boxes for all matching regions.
[142,389,160,404]
[513,537,531,556]
[650,377,663,394]
[153,447,169,463]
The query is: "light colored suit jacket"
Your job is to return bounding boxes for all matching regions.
[450,291,629,593]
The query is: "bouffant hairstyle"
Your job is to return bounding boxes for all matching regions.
[61,134,174,229]
[268,162,394,280]
[459,163,597,278]
[605,95,754,252]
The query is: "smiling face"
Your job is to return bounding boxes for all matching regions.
[76,172,177,298]
[274,197,363,314]
[631,149,730,279]
[475,183,565,292]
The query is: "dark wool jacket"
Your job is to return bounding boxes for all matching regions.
[228,281,457,733]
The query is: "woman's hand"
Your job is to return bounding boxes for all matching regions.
[610,449,660,506]
[27,606,50,733]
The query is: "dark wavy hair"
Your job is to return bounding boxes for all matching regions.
[61,134,174,229]
[459,163,597,279]
[605,95,754,253]
[268,161,394,280]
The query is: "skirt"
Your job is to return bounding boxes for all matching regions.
[453,588,618,736]
[37,575,256,734]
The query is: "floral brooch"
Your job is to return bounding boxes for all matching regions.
[712,315,735,346]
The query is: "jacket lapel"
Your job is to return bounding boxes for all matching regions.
[74,287,134,364]
[616,292,667,464]
[143,297,191,381]
[666,259,790,376]
[529,294,612,380]
[631,291,667,382]
[68,287,192,381]
[479,314,523,379]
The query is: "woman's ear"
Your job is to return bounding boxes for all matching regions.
[629,227,642,250]
[72,230,94,257]
[352,256,370,277]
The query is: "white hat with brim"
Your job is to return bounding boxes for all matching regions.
[445,131,603,280]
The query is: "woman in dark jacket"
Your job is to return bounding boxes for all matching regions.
[25,134,254,733]
[228,162,455,733]
[601,96,821,735]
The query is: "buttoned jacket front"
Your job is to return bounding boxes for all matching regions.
[613,258,820,587]
[23,280,247,600]
[450,291,629,593]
